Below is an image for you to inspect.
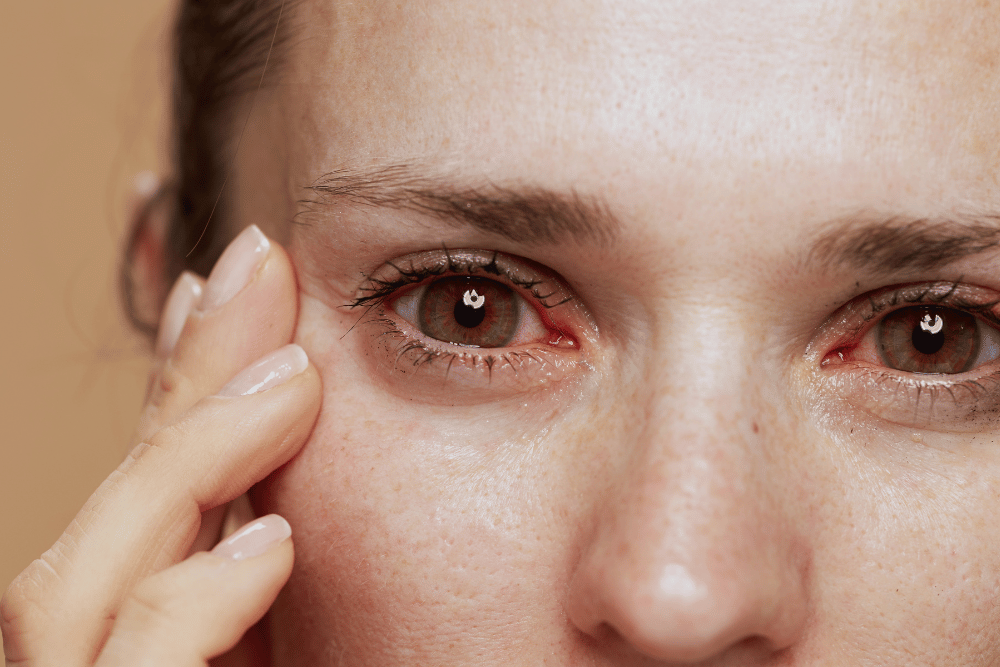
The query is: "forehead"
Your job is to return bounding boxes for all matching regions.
[278,0,1000,230]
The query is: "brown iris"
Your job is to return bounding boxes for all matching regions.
[877,306,979,374]
[418,276,520,347]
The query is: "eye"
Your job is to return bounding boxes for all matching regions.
[814,282,1000,431]
[346,248,593,402]
[389,275,550,348]
[832,298,1000,376]
[875,305,1000,374]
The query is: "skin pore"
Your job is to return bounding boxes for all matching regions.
[220,0,1000,664]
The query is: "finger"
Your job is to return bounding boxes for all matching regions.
[186,504,229,556]
[94,515,293,667]
[138,226,295,561]
[1,346,321,667]
[155,271,205,362]
[139,270,204,406]
[187,494,256,556]
[221,494,258,541]
[136,224,298,444]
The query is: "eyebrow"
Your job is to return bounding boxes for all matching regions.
[302,163,621,246]
[304,165,1000,275]
[809,215,1000,275]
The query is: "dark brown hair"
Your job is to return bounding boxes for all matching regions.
[123,0,296,336]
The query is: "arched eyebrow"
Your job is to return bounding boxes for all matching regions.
[808,215,1000,275]
[303,164,621,247]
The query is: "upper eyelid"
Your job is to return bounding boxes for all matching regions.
[860,282,1000,329]
[818,281,1000,353]
[345,249,575,311]
[807,280,1000,362]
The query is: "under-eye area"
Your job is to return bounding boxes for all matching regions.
[344,248,596,401]
[812,280,1000,431]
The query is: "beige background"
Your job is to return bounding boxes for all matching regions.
[1,0,174,594]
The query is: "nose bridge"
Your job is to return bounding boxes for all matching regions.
[626,331,776,587]
[631,303,767,534]
[567,304,809,662]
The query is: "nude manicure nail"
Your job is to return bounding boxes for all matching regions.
[211,514,291,561]
[200,224,270,312]
[155,272,203,357]
[217,344,309,397]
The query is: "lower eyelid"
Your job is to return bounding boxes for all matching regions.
[355,302,587,405]
[814,361,1000,433]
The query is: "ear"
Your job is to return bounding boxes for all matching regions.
[121,172,174,340]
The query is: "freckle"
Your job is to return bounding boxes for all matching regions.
[752,421,760,434]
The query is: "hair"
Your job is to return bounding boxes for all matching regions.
[122,0,297,336]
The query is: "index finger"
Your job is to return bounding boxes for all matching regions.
[136,225,299,444]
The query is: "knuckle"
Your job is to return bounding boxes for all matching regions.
[1,556,60,639]
[148,408,206,451]
[153,358,197,407]
[136,359,200,440]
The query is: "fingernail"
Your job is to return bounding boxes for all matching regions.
[211,514,291,561]
[133,170,160,198]
[217,344,309,397]
[200,225,270,312]
[155,272,203,357]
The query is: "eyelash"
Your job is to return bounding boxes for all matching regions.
[854,280,1000,332]
[818,280,1000,430]
[346,249,573,311]
[361,314,551,379]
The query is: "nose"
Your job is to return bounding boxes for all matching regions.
[566,397,810,663]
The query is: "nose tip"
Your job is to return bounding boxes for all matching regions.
[567,370,811,661]
[587,564,767,661]
[568,544,807,663]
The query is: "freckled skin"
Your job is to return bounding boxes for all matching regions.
[230,0,1000,664]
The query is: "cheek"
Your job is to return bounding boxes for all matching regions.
[252,295,616,662]
[799,432,1000,661]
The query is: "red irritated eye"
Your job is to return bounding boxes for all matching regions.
[389,274,573,349]
[814,282,1000,430]
[348,248,593,401]
[833,303,1000,375]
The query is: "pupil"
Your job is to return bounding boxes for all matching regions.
[454,299,487,328]
[911,313,945,355]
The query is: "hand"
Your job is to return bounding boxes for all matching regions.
[1,225,321,666]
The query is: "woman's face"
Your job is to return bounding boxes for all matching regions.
[229,0,1000,663]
